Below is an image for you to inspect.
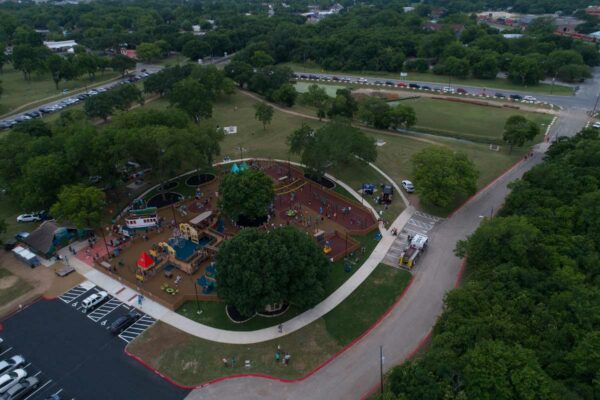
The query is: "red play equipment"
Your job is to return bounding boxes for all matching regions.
[136,251,156,281]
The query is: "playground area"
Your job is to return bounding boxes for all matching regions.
[83,160,378,309]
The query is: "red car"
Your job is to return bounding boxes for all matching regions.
[456,88,467,94]
[396,82,407,88]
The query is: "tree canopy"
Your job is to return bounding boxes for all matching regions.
[412,146,478,208]
[386,128,600,400]
[288,120,377,177]
[50,185,106,229]
[215,227,329,317]
[218,169,274,224]
[503,115,540,153]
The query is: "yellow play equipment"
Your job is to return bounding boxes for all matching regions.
[323,245,332,254]
[158,242,176,256]
[179,223,199,244]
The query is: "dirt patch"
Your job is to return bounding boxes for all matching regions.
[0,276,18,290]
[127,321,193,369]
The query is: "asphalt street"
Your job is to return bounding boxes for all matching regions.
[0,286,188,400]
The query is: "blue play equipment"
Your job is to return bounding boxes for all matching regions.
[217,218,225,233]
[374,232,382,241]
[362,183,376,195]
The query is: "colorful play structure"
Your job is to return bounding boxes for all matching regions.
[125,207,158,230]
[230,162,249,174]
[135,251,158,281]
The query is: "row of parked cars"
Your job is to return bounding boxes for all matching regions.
[80,291,142,333]
[0,352,38,400]
[294,74,538,102]
[0,70,153,131]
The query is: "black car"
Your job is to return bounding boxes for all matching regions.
[374,80,383,85]
[109,310,141,334]
[495,92,506,98]
[408,83,421,89]
[421,85,431,90]
[385,80,395,86]
[509,94,523,100]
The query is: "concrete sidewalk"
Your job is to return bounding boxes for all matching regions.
[56,205,415,345]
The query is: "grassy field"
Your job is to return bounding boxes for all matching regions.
[0,268,33,306]
[286,62,574,96]
[142,91,530,217]
[128,264,411,385]
[390,97,552,143]
[0,64,120,116]
[177,232,382,330]
[0,196,40,243]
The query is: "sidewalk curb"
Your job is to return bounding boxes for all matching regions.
[126,273,416,390]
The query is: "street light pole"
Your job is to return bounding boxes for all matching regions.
[193,279,201,315]
[380,345,384,394]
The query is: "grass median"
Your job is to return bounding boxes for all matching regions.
[0,268,33,307]
[128,264,411,385]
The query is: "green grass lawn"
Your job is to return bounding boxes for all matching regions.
[0,268,33,306]
[128,264,411,385]
[0,64,120,116]
[286,62,574,96]
[0,195,40,243]
[390,97,552,143]
[177,232,382,330]
[142,91,532,217]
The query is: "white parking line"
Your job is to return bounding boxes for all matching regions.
[0,347,13,356]
[23,362,31,369]
[33,371,41,377]
[87,298,122,322]
[52,388,63,396]
[23,379,52,400]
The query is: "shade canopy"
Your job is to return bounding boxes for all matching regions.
[137,251,155,270]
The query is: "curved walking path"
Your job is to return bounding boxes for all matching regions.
[58,158,413,344]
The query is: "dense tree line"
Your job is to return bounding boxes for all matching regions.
[383,129,600,400]
[0,107,223,211]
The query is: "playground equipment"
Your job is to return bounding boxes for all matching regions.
[399,234,429,269]
[377,184,394,205]
[362,183,376,195]
[125,207,158,229]
[179,223,199,244]
[136,251,157,281]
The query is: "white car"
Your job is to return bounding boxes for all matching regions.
[523,95,537,102]
[401,180,415,193]
[16,214,41,223]
[0,356,25,376]
[442,87,456,93]
[81,291,109,313]
[592,121,600,129]
[0,369,27,394]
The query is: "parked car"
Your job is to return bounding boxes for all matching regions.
[523,95,537,102]
[0,356,25,376]
[0,369,27,394]
[3,376,39,400]
[385,80,395,86]
[456,88,467,94]
[374,80,383,85]
[509,94,523,100]
[401,180,415,193]
[592,121,600,129]
[408,83,420,89]
[109,310,141,334]
[331,76,340,81]
[16,213,41,223]
[494,92,506,98]
[81,291,109,313]
[396,82,407,88]
[357,77,368,83]
[421,85,431,90]
[442,86,455,93]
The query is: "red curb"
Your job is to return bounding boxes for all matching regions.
[41,294,56,301]
[447,158,525,219]
[126,274,417,390]
[454,258,467,289]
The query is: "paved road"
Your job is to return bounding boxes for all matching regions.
[295,67,600,110]
[186,67,595,400]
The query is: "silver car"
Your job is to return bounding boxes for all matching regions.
[0,356,25,376]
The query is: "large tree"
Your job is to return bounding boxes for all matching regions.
[136,42,162,62]
[216,227,329,316]
[51,185,106,230]
[412,146,478,208]
[218,169,274,224]
[169,78,214,122]
[503,115,540,153]
[110,54,136,77]
[254,102,274,130]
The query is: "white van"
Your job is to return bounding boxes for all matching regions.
[0,368,27,394]
[81,291,109,313]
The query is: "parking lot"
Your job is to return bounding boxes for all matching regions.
[0,282,187,400]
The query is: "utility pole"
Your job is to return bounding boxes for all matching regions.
[380,345,384,394]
